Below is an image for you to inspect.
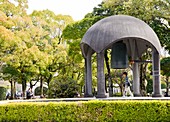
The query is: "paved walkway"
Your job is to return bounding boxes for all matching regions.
[0,97,170,104]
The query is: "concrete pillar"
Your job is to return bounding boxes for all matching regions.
[84,53,93,97]
[152,50,162,97]
[96,52,107,98]
[131,40,141,97]
[133,61,141,96]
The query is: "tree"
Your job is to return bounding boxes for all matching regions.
[0,12,21,99]
[105,50,113,97]
[161,57,170,95]
[66,40,84,88]
[1,65,19,99]
[0,15,49,98]
[30,10,74,97]
[0,0,37,98]
[0,1,77,99]
[139,49,152,96]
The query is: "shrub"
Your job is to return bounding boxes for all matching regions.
[0,101,170,121]
[48,77,80,98]
[34,87,48,96]
[0,86,6,100]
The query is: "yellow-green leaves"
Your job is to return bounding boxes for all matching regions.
[0,101,170,121]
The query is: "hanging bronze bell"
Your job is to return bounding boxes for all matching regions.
[111,42,128,69]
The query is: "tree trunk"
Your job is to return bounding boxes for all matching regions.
[46,74,53,97]
[30,80,38,90]
[104,51,113,97]
[40,76,43,97]
[30,81,33,89]
[139,63,148,96]
[120,85,123,96]
[14,81,16,99]
[166,76,169,95]
[142,64,147,96]
[10,80,14,99]
[47,74,53,87]
[22,80,26,99]
[10,80,16,99]
[139,64,143,95]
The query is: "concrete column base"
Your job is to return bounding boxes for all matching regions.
[84,94,93,97]
[152,94,163,97]
[96,94,107,98]
[134,94,141,97]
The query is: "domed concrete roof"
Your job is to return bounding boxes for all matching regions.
[81,15,161,57]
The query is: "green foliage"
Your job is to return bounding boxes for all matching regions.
[0,101,170,121]
[34,86,48,96]
[146,79,153,94]
[63,16,103,40]
[0,1,74,98]
[63,0,170,51]
[62,0,170,95]
[1,65,19,81]
[161,57,170,77]
[0,0,168,98]
[66,40,84,86]
[161,82,167,89]
[30,10,74,91]
[104,0,170,51]
[0,86,6,100]
[160,57,170,93]
[0,0,27,17]
[49,76,80,98]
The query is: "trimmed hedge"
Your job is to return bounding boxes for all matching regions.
[0,101,170,121]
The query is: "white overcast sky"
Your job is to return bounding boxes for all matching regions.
[27,0,103,21]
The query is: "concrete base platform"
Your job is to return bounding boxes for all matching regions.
[0,97,170,104]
